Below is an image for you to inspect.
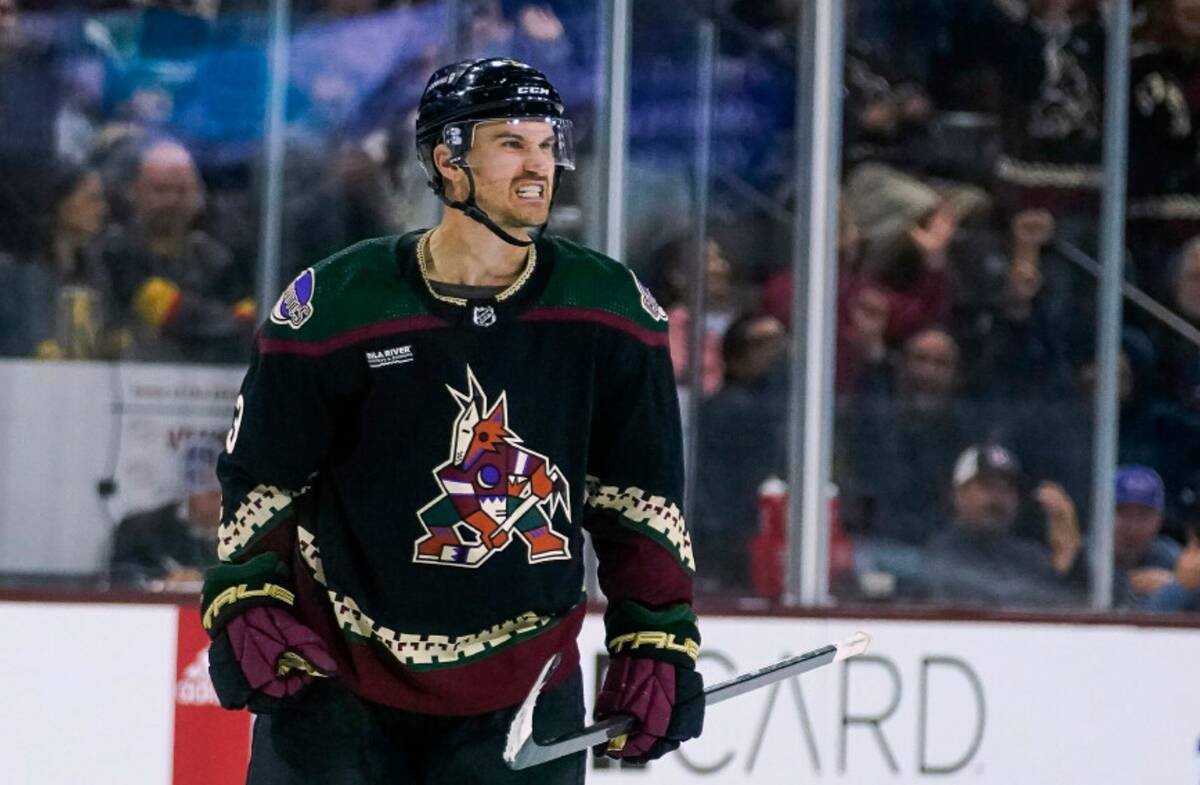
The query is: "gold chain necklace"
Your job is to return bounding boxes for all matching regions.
[416,229,536,306]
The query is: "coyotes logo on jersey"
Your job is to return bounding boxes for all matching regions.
[413,366,572,568]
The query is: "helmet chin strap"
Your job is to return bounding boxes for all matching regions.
[437,167,562,247]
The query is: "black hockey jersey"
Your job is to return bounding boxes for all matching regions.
[214,230,696,715]
[1129,46,1200,242]
[984,2,1105,205]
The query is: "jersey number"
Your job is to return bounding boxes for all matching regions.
[226,394,244,453]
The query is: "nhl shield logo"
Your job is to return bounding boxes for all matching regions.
[473,306,497,327]
[413,366,571,568]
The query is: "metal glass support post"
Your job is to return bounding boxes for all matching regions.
[786,0,844,606]
[598,0,631,259]
[446,0,466,60]
[585,0,631,604]
[255,0,291,316]
[683,19,716,526]
[1090,0,1132,611]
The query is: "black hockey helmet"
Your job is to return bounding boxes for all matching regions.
[415,58,574,247]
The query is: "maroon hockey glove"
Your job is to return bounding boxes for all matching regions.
[594,656,704,763]
[208,606,336,713]
[201,554,335,712]
[227,605,337,698]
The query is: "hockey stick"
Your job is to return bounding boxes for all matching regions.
[503,631,871,770]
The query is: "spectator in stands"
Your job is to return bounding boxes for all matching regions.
[277,138,404,282]
[843,163,961,347]
[840,327,976,544]
[110,436,223,591]
[650,236,736,398]
[1151,238,1200,412]
[1128,0,1200,297]
[0,0,65,259]
[693,312,789,594]
[100,138,254,363]
[762,198,867,331]
[955,208,1071,403]
[466,2,572,67]
[1177,467,1200,542]
[846,0,956,89]
[842,45,935,172]
[0,163,118,359]
[1111,464,1200,611]
[917,443,1086,607]
[835,280,892,395]
[999,329,1197,531]
[979,0,1105,230]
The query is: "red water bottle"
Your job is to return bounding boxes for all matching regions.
[750,479,854,600]
[749,477,787,601]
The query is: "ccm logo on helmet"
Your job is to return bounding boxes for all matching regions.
[516,86,550,95]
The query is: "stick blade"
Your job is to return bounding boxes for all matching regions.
[833,631,872,662]
[503,654,560,767]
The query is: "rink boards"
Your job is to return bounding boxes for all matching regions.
[1,600,1196,785]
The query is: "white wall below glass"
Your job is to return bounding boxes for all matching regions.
[2,602,1196,785]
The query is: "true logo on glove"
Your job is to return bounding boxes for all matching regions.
[201,583,296,630]
[608,631,700,661]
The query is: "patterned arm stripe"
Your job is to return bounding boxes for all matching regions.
[297,527,560,671]
[584,476,695,573]
[217,484,307,562]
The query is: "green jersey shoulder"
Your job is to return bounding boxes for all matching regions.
[262,236,428,343]
[542,236,669,333]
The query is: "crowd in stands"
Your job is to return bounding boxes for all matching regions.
[1,0,1197,611]
[684,0,1200,611]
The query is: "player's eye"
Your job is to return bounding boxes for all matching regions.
[502,139,523,150]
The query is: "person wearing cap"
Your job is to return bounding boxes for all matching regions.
[199,59,702,783]
[917,443,1086,608]
[1112,465,1200,611]
[109,436,222,590]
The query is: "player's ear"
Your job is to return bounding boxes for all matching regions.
[434,143,468,200]
[433,143,460,175]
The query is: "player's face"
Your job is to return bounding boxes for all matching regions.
[465,120,557,236]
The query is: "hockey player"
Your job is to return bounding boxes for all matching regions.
[200,58,703,784]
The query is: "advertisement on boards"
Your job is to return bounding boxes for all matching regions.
[172,607,253,785]
[5,601,1200,785]
[578,616,1200,784]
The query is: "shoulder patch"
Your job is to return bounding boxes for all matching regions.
[631,269,667,323]
[270,268,316,329]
